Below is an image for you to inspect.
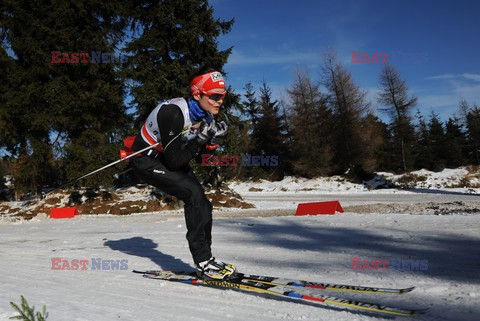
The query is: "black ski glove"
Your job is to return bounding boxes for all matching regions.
[196,119,217,145]
[210,120,228,145]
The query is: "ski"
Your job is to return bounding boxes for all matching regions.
[134,270,414,295]
[133,270,427,317]
[235,272,415,295]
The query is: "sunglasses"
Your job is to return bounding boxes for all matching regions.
[202,91,227,102]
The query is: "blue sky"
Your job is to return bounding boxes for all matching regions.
[212,0,480,122]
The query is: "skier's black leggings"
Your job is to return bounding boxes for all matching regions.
[131,155,213,265]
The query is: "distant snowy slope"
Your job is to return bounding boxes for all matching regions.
[229,167,480,195]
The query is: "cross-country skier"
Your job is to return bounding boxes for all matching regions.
[129,69,236,280]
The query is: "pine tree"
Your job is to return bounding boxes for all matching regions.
[458,99,480,165]
[287,70,333,177]
[243,82,260,126]
[464,105,480,165]
[122,0,234,125]
[444,117,467,168]
[0,45,18,153]
[250,81,286,180]
[0,0,130,194]
[414,111,433,170]
[222,83,257,180]
[428,113,447,170]
[415,112,447,171]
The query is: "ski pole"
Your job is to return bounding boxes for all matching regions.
[43,142,160,196]
[113,167,133,179]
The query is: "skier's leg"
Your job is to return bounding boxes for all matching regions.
[131,156,213,264]
[186,170,213,249]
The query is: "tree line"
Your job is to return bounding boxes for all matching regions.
[0,0,233,197]
[0,1,478,198]
[214,53,479,184]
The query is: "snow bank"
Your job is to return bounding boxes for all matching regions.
[230,167,480,195]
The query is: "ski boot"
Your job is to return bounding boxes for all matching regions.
[196,257,237,280]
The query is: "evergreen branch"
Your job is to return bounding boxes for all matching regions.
[9,296,48,321]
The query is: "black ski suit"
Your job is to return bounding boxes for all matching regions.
[130,98,213,265]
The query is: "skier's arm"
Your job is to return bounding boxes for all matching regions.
[157,105,203,170]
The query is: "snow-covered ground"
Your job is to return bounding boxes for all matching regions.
[1,212,479,321]
[0,167,479,320]
[228,167,480,196]
[227,167,480,210]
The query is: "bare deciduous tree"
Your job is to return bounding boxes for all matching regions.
[378,65,417,172]
[322,51,371,174]
[287,69,333,177]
